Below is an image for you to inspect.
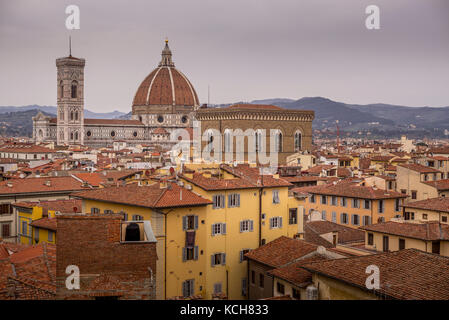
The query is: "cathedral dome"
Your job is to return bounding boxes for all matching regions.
[132,40,199,109]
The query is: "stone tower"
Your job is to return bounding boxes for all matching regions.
[56,55,85,145]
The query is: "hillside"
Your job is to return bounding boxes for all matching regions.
[0,109,54,137]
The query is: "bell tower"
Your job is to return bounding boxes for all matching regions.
[56,49,85,145]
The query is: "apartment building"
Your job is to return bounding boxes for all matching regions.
[293,183,406,228]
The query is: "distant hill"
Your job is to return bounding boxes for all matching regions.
[0,105,126,119]
[1,99,448,138]
[0,109,54,137]
[250,97,449,138]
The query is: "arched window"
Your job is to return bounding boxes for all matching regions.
[294,131,302,151]
[75,132,78,140]
[59,81,64,98]
[70,132,74,140]
[255,130,262,152]
[205,130,214,152]
[38,129,43,138]
[275,131,283,153]
[59,111,64,120]
[70,111,74,121]
[224,129,232,153]
[75,111,78,121]
[71,80,78,98]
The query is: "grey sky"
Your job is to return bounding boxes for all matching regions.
[0,0,448,113]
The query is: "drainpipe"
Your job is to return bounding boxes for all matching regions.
[152,208,173,300]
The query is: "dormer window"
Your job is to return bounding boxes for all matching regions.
[125,223,140,241]
[121,221,156,243]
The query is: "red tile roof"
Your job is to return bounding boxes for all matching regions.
[422,179,449,191]
[83,118,144,126]
[30,218,57,231]
[398,163,441,173]
[404,196,449,212]
[244,236,318,268]
[300,249,449,300]
[13,199,82,213]
[361,221,449,241]
[268,255,328,287]
[72,182,212,209]
[0,143,54,154]
[292,183,406,200]
[72,172,103,187]
[0,177,88,195]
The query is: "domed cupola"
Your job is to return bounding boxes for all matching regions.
[132,40,199,116]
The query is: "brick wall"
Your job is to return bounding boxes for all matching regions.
[56,214,157,300]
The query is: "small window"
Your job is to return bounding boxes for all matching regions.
[292,288,301,300]
[378,200,384,213]
[211,223,226,236]
[228,194,240,208]
[340,213,348,224]
[289,208,298,224]
[91,208,100,214]
[368,233,374,245]
[272,190,280,204]
[269,217,283,229]
[310,195,316,203]
[341,197,347,207]
[352,214,360,226]
[240,220,253,233]
[331,196,337,206]
[352,198,360,208]
[157,115,164,123]
[182,246,199,261]
[111,131,116,137]
[181,115,188,124]
[442,216,448,223]
[399,239,405,250]
[241,278,248,296]
[259,274,264,288]
[422,214,428,220]
[182,279,194,297]
[240,249,250,262]
[364,200,370,210]
[211,253,226,266]
[183,215,198,231]
[276,282,285,294]
[411,191,417,200]
[213,195,225,209]
[321,195,327,205]
[395,198,401,211]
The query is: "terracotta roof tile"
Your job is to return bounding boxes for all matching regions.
[0,177,87,195]
[398,163,441,173]
[300,249,449,300]
[361,221,449,241]
[291,184,406,200]
[244,236,318,268]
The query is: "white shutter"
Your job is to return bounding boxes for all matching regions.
[182,216,187,231]
[279,217,283,228]
[269,218,273,229]
[222,223,226,235]
[237,194,240,207]
[182,247,186,262]
[239,221,243,233]
[211,224,215,236]
[249,220,254,232]
[194,215,199,230]
[221,253,226,265]
[211,255,215,267]
[194,246,198,260]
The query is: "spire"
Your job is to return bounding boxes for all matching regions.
[159,38,175,67]
[69,36,72,57]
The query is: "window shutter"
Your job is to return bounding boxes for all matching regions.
[240,250,243,262]
[351,214,354,225]
[249,220,254,232]
[237,194,240,207]
[123,213,128,221]
[279,217,283,228]
[340,213,343,223]
[194,246,199,260]
[239,221,243,233]
[269,218,273,229]
[194,216,199,230]
[182,216,187,231]
[228,194,232,207]
[211,224,215,236]
[182,281,187,297]
[221,253,226,265]
[90,208,95,214]
[211,255,215,267]
[222,223,226,235]
[182,247,186,262]
[190,280,195,296]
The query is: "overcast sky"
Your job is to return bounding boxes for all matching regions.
[0,0,448,113]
